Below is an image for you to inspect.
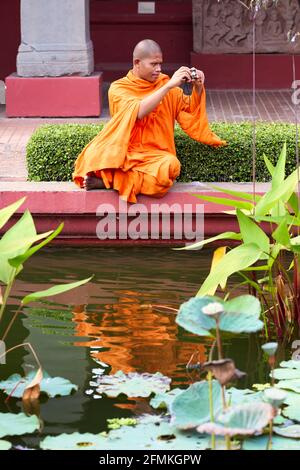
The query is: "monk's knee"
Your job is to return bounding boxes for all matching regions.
[168,156,181,179]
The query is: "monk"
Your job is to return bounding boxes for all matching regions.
[73,39,226,203]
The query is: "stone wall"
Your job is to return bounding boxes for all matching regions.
[193,0,300,53]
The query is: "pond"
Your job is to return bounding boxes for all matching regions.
[0,246,295,448]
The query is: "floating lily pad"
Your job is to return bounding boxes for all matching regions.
[263,388,287,408]
[0,413,39,438]
[274,425,300,439]
[281,392,300,421]
[176,295,263,337]
[0,440,12,450]
[40,433,107,450]
[197,403,274,436]
[107,415,210,450]
[0,371,78,398]
[226,387,264,405]
[243,435,300,450]
[273,369,300,380]
[279,360,300,369]
[40,415,210,450]
[150,388,183,410]
[170,380,222,429]
[276,379,300,393]
[96,371,171,398]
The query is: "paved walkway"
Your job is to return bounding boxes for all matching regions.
[0,90,298,182]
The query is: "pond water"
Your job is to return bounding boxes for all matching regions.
[0,246,294,447]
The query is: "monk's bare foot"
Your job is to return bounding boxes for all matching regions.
[83,175,105,190]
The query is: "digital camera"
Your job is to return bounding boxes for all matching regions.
[190,67,197,80]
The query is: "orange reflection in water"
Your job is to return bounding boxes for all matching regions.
[71,291,208,377]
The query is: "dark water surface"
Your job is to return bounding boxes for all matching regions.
[0,246,291,446]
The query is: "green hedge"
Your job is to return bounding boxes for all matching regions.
[26,122,299,182]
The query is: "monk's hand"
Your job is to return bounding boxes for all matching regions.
[192,69,205,94]
[168,66,193,88]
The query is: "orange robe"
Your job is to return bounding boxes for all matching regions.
[73,71,226,203]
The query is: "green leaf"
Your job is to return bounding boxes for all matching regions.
[192,194,253,211]
[170,380,223,429]
[272,142,286,189]
[273,369,300,380]
[40,433,107,450]
[150,388,183,410]
[288,192,299,214]
[0,412,39,438]
[0,370,78,398]
[21,276,93,305]
[263,153,275,177]
[236,209,269,255]
[176,295,263,336]
[198,244,263,297]
[0,198,26,230]
[219,295,263,333]
[0,210,36,283]
[174,232,242,251]
[276,379,300,393]
[96,371,171,398]
[274,425,300,439]
[108,414,210,450]
[197,402,274,436]
[42,415,210,450]
[209,185,261,202]
[255,167,298,216]
[0,440,12,450]
[243,435,300,450]
[9,223,64,268]
[272,217,290,247]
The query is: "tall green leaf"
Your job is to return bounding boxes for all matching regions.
[272,142,286,189]
[21,277,93,305]
[198,244,263,296]
[192,195,253,211]
[255,168,298,216]
[209,185,260,203]
[272,217,290,248]
[175,232,242,251]
[0,198,26,230]
[236,209,269,256]
[9,223,64,268]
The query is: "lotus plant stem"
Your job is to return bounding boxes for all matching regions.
[267,419,273,450]
[207,370,216,450]
[1,304,22,342]
[0,276,15,322]
[215,318,223,360]
[0,342,42,370]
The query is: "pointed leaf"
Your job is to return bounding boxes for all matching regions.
[198,244,263,297]
[175,232,242,251]
[209,185,260,202]
[272,218,290,247]
[272,142,287,189]
[21,276,93,305]
[263,153,275,177]
[0,197,26,230]
[209,246,227,293]
[193,194,253,211]
[237,209,269,255]
[9,223,64,268]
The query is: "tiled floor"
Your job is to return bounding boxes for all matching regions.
[0,89,299,181]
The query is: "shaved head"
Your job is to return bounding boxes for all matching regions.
[133,39,162,60]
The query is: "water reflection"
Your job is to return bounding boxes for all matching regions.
[0,246,280,439]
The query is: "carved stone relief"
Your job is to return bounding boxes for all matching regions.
[193,0,300,53]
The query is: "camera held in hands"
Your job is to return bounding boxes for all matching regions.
[190,67,197,80]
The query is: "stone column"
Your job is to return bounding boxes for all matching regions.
[16,0,94,77]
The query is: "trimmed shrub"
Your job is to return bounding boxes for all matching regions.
[26,122,299,182]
